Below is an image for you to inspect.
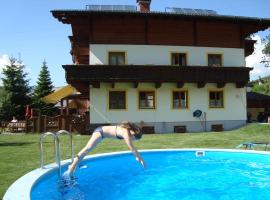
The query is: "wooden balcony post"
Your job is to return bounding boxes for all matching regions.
[58,115,62,130]
[33,117,37,133]
[37,114,42,133]
[66,99,70,116]
[60,99,64,115]
[43,115,47,132]
[25,118,29,133]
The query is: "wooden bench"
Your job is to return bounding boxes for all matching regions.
[174,125,187,133]
[211,124,223,132]
[7,121,26,133]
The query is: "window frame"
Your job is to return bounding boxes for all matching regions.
[207,53,223,67]
[108,90,127,110]
[138,90,156,110]
[108,51,126,65]
[172,90,189,109]
[171,52,188,66]
[209,90,224,108]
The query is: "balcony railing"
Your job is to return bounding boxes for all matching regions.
[63,65,252,90]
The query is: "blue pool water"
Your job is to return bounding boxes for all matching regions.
[31,151,270,200]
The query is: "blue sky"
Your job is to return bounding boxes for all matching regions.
[0,0,270,87]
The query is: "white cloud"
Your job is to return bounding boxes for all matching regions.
[0,55,30,85]
[0,54,27,71]
[246,34,270,80]
[0,54,11,72]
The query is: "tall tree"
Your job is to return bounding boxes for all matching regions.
[0,57,31,121]
[262,33,270,67]
[252,81,270,95]
[32,60,56,116]
[0,86,6,108]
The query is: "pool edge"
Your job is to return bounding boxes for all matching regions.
[3,148,270,200]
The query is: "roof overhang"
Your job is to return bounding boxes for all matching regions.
[51,10,270,27]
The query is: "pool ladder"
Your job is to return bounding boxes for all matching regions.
[39,130,74,177]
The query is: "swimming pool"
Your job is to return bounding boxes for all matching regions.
[4,149,270,200]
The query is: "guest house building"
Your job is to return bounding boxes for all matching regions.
[51,0,270,133]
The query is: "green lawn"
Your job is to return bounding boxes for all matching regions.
[1,123,270,198]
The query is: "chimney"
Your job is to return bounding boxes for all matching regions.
[137,0,151,12]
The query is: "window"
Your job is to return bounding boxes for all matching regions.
[109,91,126,109]
[209,91,224,108]
[109,52,126,65]
[208,54,222,67]
[139,91,155,109]
[172,91,188,109]
[171,53,187,66]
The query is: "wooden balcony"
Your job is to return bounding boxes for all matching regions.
[63,65,252,94]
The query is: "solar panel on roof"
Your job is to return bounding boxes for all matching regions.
[86,5,137,12]
[87,5,100,11]
[184,8,197,15]
[165,7,218,16]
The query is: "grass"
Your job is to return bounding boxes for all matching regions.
[1,123,270,198]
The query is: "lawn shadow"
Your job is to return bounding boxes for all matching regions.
[0,141,36,147]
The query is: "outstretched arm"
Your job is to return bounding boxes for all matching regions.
[123,132,146,169]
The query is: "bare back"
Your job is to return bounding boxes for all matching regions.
[101,125,127,139]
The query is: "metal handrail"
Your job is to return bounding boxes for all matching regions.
[39,132,60,170]
[56,130,74,163]
[39,130,74,178]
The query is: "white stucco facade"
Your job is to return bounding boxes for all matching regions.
[89,44,245,66]
[88,44,247,132]
[89,83,247,132]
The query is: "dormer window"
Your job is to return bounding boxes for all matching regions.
[208,54,222,67]
[171,53,187,66]
[109,52,126,65]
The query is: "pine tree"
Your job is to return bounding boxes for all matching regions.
[0,57,31,121]
[32,60,56,116]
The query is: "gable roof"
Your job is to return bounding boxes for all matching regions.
[51,9,270,25]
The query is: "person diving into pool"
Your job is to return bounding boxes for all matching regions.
[63,121,146,178]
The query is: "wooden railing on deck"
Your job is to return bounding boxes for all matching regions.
[1,114,89,134]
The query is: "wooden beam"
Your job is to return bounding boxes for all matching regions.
[177,82,184,88]
[217,82,226,88]
[111,82,115,88]
[144,17,148,45]
[193,20,197,46]
[72,47,89,56]
[155,82,162,88]
[239,23,244,48]
[197,82,206,88]
[60,100,64,115]
[236,82,246,88]
[92,82,100,88]
[90,16,94,42]
[70,81,90,96]
[133,82,139,88]
[66,99,70,115]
